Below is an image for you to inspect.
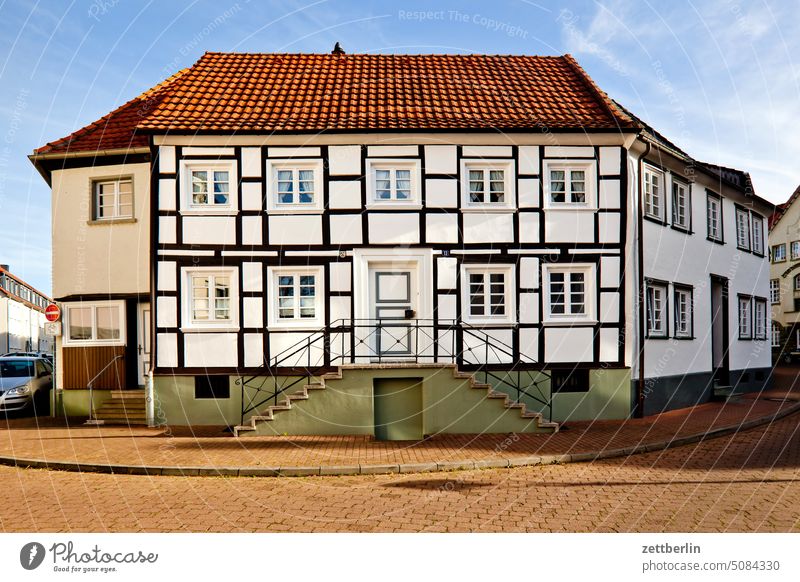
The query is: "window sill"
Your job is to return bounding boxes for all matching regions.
[707,237,725,246]
[643,214,668,226]
[181,326,240,333]
[87,218,137,226]
[365,202,423,210]
[62,341,126,348]
[544,206,598,212]
[180,209,238,216]
[670,224,692,234]
[645,334,670,340]
[460,206,517,214]
[266,208,324,215]
[461,319,516,327]
[736,245,752,253]
[543,318,598,326]
[267,323,325,332]
[673,335,695,341]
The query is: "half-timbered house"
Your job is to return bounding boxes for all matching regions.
[30,51,773,436]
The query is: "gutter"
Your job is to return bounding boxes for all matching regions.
[27,147,152,186]
[635,138,652,418]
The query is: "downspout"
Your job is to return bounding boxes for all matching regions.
[635,138,651,418]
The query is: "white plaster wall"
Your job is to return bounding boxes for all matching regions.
[544,327,594,362]
[51,162,151,297]
[367,213,419,244]
[544,211,594,243]
[462,213,513,244]
[268,215,323,245]
[184,333,238,367]
[182,216,237,245]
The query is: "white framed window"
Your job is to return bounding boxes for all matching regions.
[646,281,668,338]
[63,301,125,346]
[543,160,596,209]
[671,179,690,230]
[751,215,764,255]
[771,322,781,348]
[643,166,665,220]
[773,244,787,262]
[461,265,515,325]
[754,298,767,340]
[707,193,723,242]
[366,159,420,207]
[770,279,780,304]
[543,264,596,324]
[93,178,133,220]
[791,241,800,260]
[267,266,324,329]
[461,159,515,210]
[735,207,751,250]
[181,267,239,331]
[266,159,324,213]
[738,296,752,339]
[794,274,800,291]
[179,160,238,215]
[673,285,693,338]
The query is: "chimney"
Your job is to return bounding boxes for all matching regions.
[332,42,345,55]
[0,264,8,272]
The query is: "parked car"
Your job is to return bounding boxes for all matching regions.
[2,351,53,362]
[0,357,53,415]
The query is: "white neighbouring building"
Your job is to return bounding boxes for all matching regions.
[30,51,773,435]
[0,265,53,355]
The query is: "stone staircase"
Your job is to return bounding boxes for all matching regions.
[234,364,558,437]
[86,390,147,426]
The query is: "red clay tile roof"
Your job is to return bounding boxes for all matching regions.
[34,53,638,156]
[770,184,800,230]
[34,69,188,155]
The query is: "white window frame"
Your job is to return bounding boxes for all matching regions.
[179,159,238,215]
[181,266,239,332]
[773,244,787,262]
[460,159,516,211]
[543,160,596,210]
[266,266,325,330]
[754,298,767,340]
[771,322,781,348]
[366,159,421,208]
[707,194,723,242]
[738,296,752,339]
[643,165,665,221]
[461,264,515,325]
[770,279,780,304]
[63,300,126,346]
[790,241,800,260]
[266,159,324,214]
[645,281,668,338]
[93,177,134,221]
[542,263,596,324]
[735,207,751,251]
[794,274,800,292]
[673,285,693,339]
[751,215,764,255]
[671,179,690,230]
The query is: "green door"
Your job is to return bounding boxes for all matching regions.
[373,378,423,441]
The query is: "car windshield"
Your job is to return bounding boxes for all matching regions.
[0,360,35,378]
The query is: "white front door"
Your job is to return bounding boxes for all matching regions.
[369,265,418,357]
[137,303,151,386]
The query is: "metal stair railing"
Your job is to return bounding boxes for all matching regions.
[236,318,553,424]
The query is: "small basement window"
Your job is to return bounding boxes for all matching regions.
[551,369,590,393]
[195,375,230,399]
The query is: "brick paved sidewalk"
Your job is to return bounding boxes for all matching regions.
[1,369,799,475]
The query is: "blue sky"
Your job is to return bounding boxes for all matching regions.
[0,0,798,295]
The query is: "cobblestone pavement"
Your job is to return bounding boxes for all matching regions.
[1,370,798,470]
[1,410,799,532]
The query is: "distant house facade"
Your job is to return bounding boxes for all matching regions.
[0,265,53,355]
[30,51,772,435]
[768,185,800,362]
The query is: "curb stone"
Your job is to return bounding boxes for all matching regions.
[1,399,798,478]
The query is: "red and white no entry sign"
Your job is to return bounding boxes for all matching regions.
[45,303,61,322]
